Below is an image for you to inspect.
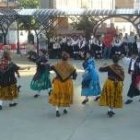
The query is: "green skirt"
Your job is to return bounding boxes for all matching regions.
[30,70,51,91]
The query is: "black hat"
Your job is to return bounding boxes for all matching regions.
[62,51,70,61]
[39,49,47,55]
[112,55,120,63]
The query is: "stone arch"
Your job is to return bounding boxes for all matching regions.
[93,15,140,36]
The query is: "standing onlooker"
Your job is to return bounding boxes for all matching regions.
[122,33,129,56]
[127,32,135,57]
[71,36,80,60]
[52,39,61,59]
[28,32,34,44]
[99,55,124,117]
[102,34,113,59]
[111,36,122,57]
[39,34,47,50]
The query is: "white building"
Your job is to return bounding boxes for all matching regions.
[134,0,140,8]
[40,0,115,9]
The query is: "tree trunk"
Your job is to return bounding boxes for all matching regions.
[35,30,39,54]
[36,35,39,54]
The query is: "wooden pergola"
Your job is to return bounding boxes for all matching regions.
[0,8,140,52]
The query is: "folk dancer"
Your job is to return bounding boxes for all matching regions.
[49,52,77,117]
[30,49,52,98]
[124,53,140,104]
[0,51,30,110]
[81,51,101,104]
[99,55,124,117]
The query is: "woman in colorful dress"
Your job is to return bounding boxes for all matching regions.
[123,52,140,104]
[30,49,51,98]
[81,51,101,104]
[99,55,124,117]
[0,51,30,110]
[49,52,77,117]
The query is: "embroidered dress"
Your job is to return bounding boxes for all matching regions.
[81,58,101,96]
[49,61,76,107]
[99,64,124,108]
[0,60,19,100]
[30,55,51,91]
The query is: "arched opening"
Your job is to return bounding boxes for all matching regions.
[93,16,138,37]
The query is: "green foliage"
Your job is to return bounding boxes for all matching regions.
[18,16,39,31]
[18,0,40,31]
[19,0,39,8]
[72,16,94,39]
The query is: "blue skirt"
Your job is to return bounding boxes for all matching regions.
[81,80,101,97]
[30,71,51,91]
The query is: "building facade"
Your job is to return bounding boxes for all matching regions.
[134,0,140,8]
[40,0,54,8]
[40,0,115,9]
[115,0,134,8]
[40,0,139,34]
[0,0,18,8]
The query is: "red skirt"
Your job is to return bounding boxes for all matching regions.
[134,75,140,91]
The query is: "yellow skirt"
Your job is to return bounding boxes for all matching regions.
[99,79,123,108]
[0,84,18,100]
[49,78,73,107]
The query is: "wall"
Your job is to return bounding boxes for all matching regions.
[115,0,134,8]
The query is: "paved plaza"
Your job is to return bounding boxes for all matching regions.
[0,56,140,140]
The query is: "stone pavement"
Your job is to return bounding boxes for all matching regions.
[0,56,140,140]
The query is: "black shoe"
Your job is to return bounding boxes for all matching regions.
[107,111,115,117]
[48,90,52,96]
[82,99,89,104]
[110,111,115,115]
[107,111,113,118]
[0,105,2,110]
[34,94,40,98]
[17,85,21,92]
[63,109,68,114]
[125,99,133,104]
[94,96,100,101]
[56,111,60,117]
[9,103,18,107]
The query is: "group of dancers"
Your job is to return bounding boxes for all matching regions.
[0,47,140,118]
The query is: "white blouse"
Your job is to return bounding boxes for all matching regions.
[122,57,136,71]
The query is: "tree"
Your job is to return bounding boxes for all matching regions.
[72,16,94,40]
[19,0,39,8]
[17,16,40,52]
[17,0,40,53]
[18,0,39,34]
